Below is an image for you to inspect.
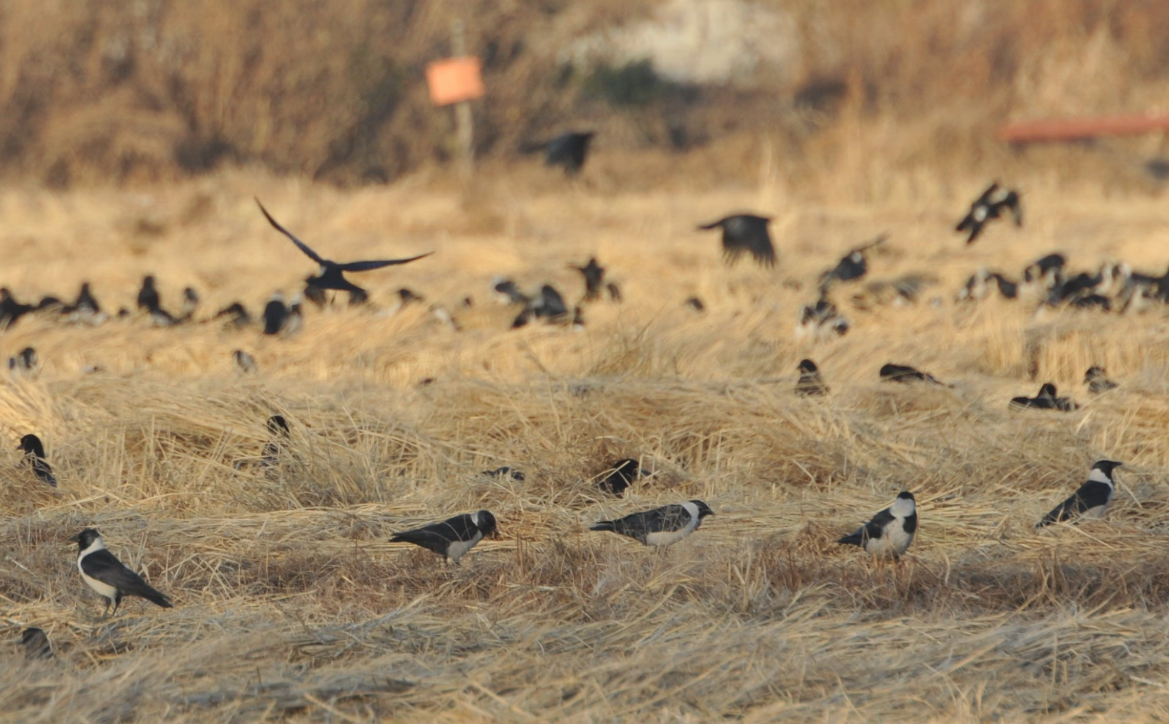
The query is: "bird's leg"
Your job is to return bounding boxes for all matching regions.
[102,599,111,619]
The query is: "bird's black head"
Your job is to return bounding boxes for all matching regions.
[1038,383,1058,397]
[18,434,45,457]
[476,510,499,538]
[73,528,101,551]
[1084,366,1105,381]
[267,415,290,436]
[797,359,818,374]
[896,491,916,502]
[80,282,91,293]
[690,500,715,519]
[1092,460,1123,477]
[183,287,199,302]
[142,275,155,288]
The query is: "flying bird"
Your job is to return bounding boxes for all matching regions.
[256,199,432,295]
[818,234,888,289]
[570,258,606,302]
[1084,366,1118,395]
[795,359,829,397]
[956,182,1023,244]
[520,131,595,175]
[389,510,499,564]
[697,214,776,268]
[74,528,173,617]
[1009,383,1079,411]
[1036,460,1123,528]
[590,500,714,547]
[597,458,642,497]
[879,363,944,385]
[18,434,56,487]
[838,491,917,558]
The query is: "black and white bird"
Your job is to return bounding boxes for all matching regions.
[232,349,258,374]
[256,199,432,295]
[597,458,642,497]
[1009,383,1079,411]
[955,182,1023,244]
[20,627,52,660]
[1036,460,1123,528]
[795,359,829,397]
[819,234,887,289]
[590,500,714,547]
[213,302,252,330]
[837,491,917,558]
[74,528,173,616]
[18,434,56,488]
[8,346,39,377]
[493,279,528,306]
[390,510,499,564]
[1084,366,1118,395]
[571,258,606,302]
[481,466,525,482]
[180,287,200,322]
[879,363,943,385]
[698,214,776,268]
[520,131,595,175]
[260,414,290,468]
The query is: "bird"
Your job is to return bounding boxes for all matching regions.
[520,131,595,175]
[0,288,36,329]
[493,279,528,305]
[20,627,52,660]
[684,296,706,313]
[796,294,850,340]
[256,199,432,295]
[597,458,642,497]
[879,363,943,385]
[260,414,290,468]
[232,349,258,374]
[1009,383,1079,411]
[18,434,56,487]
[606,282,623,302]
[136,275,160,313]
[8,346,38,377]
[795,359,829,396]
[837,491,917,558]
[1084,366,1118,394]
[590,500,714,547]
[66,282,104,324]
[180,287,200,322]
[389,511,499,564]
[570,258,606,302]
[214,302,252,330]
[1036,460,1123,528]
[481,466,525,482]
[74,528,172,616]
[396,287,426,308]
[819,234,887,289]
[261,292,289,335]
[955,182,1023,244]
[697,214,776,268]
[512,285,570,328]
[282,293,304,336]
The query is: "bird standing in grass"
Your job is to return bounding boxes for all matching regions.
[19,434,56,487]
[590,500,714,547]
[571,258,606,302]
[1009,383,1079,411]
[74,529,172,617]
[697,214,776,268]
[596,459,642,497]
[260,415,291,468]
[1084,366,1118,395]
[390,511,499,564]
[879,363,943,385]
[838,491,917,558]
[795,359,829,397]
[1036,460,1122,528]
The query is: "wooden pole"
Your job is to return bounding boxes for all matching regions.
[451,20,474,181]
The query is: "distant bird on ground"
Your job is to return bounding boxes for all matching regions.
[512,284,569,328]
[261,292,289,335]
[493,279,528,305]
[1036,460,1122,528]
[0,288,36,329]
[8,347,38,377]
[18,434,56,488]
[136,275,160,313]
[606,282,623,302]
[481,466,525,482]
[838,491,917,558]
[66,282,104,324]
[232,350,258,374]
[180,287,200,322]
[590,500,714,547]
[684,296,706,313]
[879,363,943,385]
[397,287,426,308]
[260,414,290,468]
[1009,383,1079,411]
[74,528,172,617]
[214,302,252,330]
[597,458,642,497]
[1084,366,1118,394]
[956,182,1023,244]
[957,269,1018,302]
[795,359,829,397]
[389,511,499,564]
[520,131,595,175]
[797,295,850,340]
[256,199,432,295]
[819,234,888,289]
[697,214,776,268]
[571,258,606,302]
[20,628,52,660]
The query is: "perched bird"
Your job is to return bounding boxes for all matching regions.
[232,349,258,374]
[520,131,595,175]
[955,182,1023,244]
[590,500,714,547]
[795,359,829,396]
[74,528,172,617]
[837,491,917,558]
[261,292,289,335]
[819,234,887,289]
[260,414,290,468]
[533,285,568,320]
[389,511,499,564]
[8,347,39,377]
[597,458,642,497]
[957,269,1018,302]
[20,627,52,660]
[481,466,525,482]
[136,275,160,313]
[879,363,943,385]
[214,302,252,330]
[1036,460,1123,528]
[697,214,776,268]
[257,199,432,295]
[18,434,56,488]
[1084,366,1118,394]
[1009,383,1079,411]
[571,258,606,302]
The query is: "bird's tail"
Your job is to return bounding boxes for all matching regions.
[589,521,616,533]
[141,585,173,608]
[696,220,724,231]
[837,532,864,547]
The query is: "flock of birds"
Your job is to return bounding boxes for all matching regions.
[5,170,1148,658]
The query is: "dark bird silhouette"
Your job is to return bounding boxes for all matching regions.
[481,466,525,482]
[65,282,104,324]
[390,511,499,564]
[597,458,642,497]
[137,275,160,313]
[214,302,252,330]
[697,214,776,268]
[795,359,829,397]
[512,285,570,328]
[8,347,38,377]
[261,292,289,335]
[1010,382,1079,411]
[20,628,52,660]
[0,288,36,329]
[1084,366,1118,395]
[261,415,290,468]
[590,500,714,547]
[74,528,172,616]
[819,234,887,289]
[256,199,432,295]
[397,287,426,307]
[797,294,850,339]
[684,296,706,313]
[232,349,257,374]
[1037,460,1122,528]
[838,491,917,558]
[571,258,606,302]
[493,279,528,305]
[956,182,1023,244]
[958,269,1018,301]
[879,363,943,385]
[520,131,595,175]
[18,434,56,487]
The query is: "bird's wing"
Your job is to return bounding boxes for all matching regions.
[339,253,434,272]
[864,507,895,540]
[394,514,478,544]
[255,199,326,265]
[617,505,687,536]
[80,549,152,590]
[975,182,1000,204]
[1037,480,1109,526]
[720,218,776,267]
[697,218,727,231]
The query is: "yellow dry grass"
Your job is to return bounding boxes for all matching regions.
[3,167,1169,722]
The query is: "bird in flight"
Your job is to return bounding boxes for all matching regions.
[520,131,595,176]
[697,214,776,268]
[256,199,432,295]
[955,182,1023,244]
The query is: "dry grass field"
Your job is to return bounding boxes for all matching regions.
[1,163,1169,722]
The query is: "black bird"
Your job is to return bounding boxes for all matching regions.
[520,131,595,175]
[8,346,38,377]
[819,234,887,289]
[533,285,568,320]
[66,282,103,324]
[1085,366,1118,395]
[597,459,641,497]
[956,182,1023,244]
[261,292,289,335]
[481,466,525,482]
[684,296,706,313]
[137,275,160,312]
[493,279,528,305]
[260,414,290,468]
[74,528,172,616]
[697,214,776,268]
[20,628,52,660]
[590,500,714,547]
[838,491,917,558]
[256,199,432,295]
[958,269,1018,301]
[879,363,943,385]
[797,294,850,340]
[1009,383,1079,411]
[18,434,56,488]
[232,349,258,374]
[214,302,252,330]
[0,288,36,329]
[571,258,606,302]
[390,510,499,564]
[795,359,829,397]
[397,287,426,307]
[1036,460,1123,528]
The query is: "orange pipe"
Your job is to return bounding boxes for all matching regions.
[997,114,1169,143]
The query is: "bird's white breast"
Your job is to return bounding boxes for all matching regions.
[78,539,118,599]
[447,531,483,563]
[865,524,914,557]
